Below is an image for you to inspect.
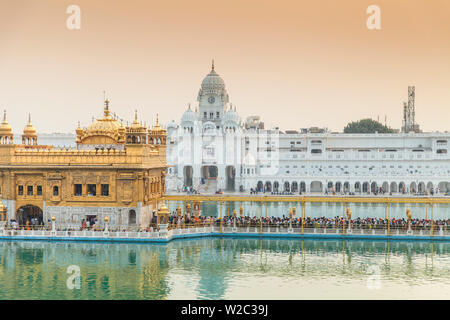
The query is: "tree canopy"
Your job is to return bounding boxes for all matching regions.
[343,118,396,134]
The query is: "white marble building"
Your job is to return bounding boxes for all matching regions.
[165,64,450,195]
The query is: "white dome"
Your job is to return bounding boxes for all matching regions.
[181,108,197,123]
[201,69,225,92]
[167,120,178,130]
[223,108,240,124]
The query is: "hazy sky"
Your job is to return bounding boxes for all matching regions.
[0,0,449,133]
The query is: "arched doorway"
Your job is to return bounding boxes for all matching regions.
[362,182,369,193]
[128,209,137,226]
[16,205,43,227]
[371,182,378,194]
[201,166,218,179]
[399,182,406,194]
[291,182,298,193]
[183,166,193,187]
[354,182,361,193]
[273,181,280,192]
[382,182,389,193]
[335,182,342,193]
[226,166,236,191]
[418,182,425,194]
[300,181,306,193]
[310,181,323,193]
[265,181,272,192]
[343,182,350,193]
[410,182,417,194]
[284,181,290,192]
[438,181,450,193]
[257,181,263,192]
[390,182,398,193]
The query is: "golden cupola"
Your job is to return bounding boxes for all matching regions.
[76,99,126,146]
[148,114,166,146]
[22,113,37,145]
[0,110,13,144]
[126,110,147,144]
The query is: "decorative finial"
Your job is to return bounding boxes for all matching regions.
[188,103,191,110]
[135,109,138,121]
[28,113,32,124]
[156,113,159,125]
[104,98,110,117]
[77,121,80,128]
[3,110,6,123]
[212,59,214,71]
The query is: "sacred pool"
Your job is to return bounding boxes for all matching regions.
[1,238,450,299]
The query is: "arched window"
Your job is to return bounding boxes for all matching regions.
[53,186,59,196]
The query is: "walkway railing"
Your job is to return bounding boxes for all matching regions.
[0,220,448,239]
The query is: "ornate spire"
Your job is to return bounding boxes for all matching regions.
[3,110,6,123]
[28,113,32,124]
[212,59,215,71]
[104,98,110,117]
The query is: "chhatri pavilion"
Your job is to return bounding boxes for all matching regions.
[0,99,167,228]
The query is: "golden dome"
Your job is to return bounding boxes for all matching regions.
[0,111,12,135]
[87,116,121,133]
[23,113,37,136]
[78,99,124,145]
[150,114,165,132]
[131,110,145,129]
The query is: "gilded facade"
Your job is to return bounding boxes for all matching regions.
[0,100,167,228]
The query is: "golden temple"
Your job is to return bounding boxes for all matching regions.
[0,99,167,228]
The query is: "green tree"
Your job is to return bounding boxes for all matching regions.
[343,118,396,134]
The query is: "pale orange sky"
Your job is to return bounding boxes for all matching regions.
[0,0,449,133]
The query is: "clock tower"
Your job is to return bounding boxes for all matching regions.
[197,61,229,126]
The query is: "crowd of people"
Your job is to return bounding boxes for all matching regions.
[165,210,450,231]
[4,210,449,232]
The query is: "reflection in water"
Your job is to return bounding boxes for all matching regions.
[0,239,449,299]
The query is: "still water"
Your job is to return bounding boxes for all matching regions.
[1,238,450,299]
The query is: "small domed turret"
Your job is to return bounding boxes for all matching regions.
[0,110,13,144]
[22,113,37,145]
[181,104,197,124]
